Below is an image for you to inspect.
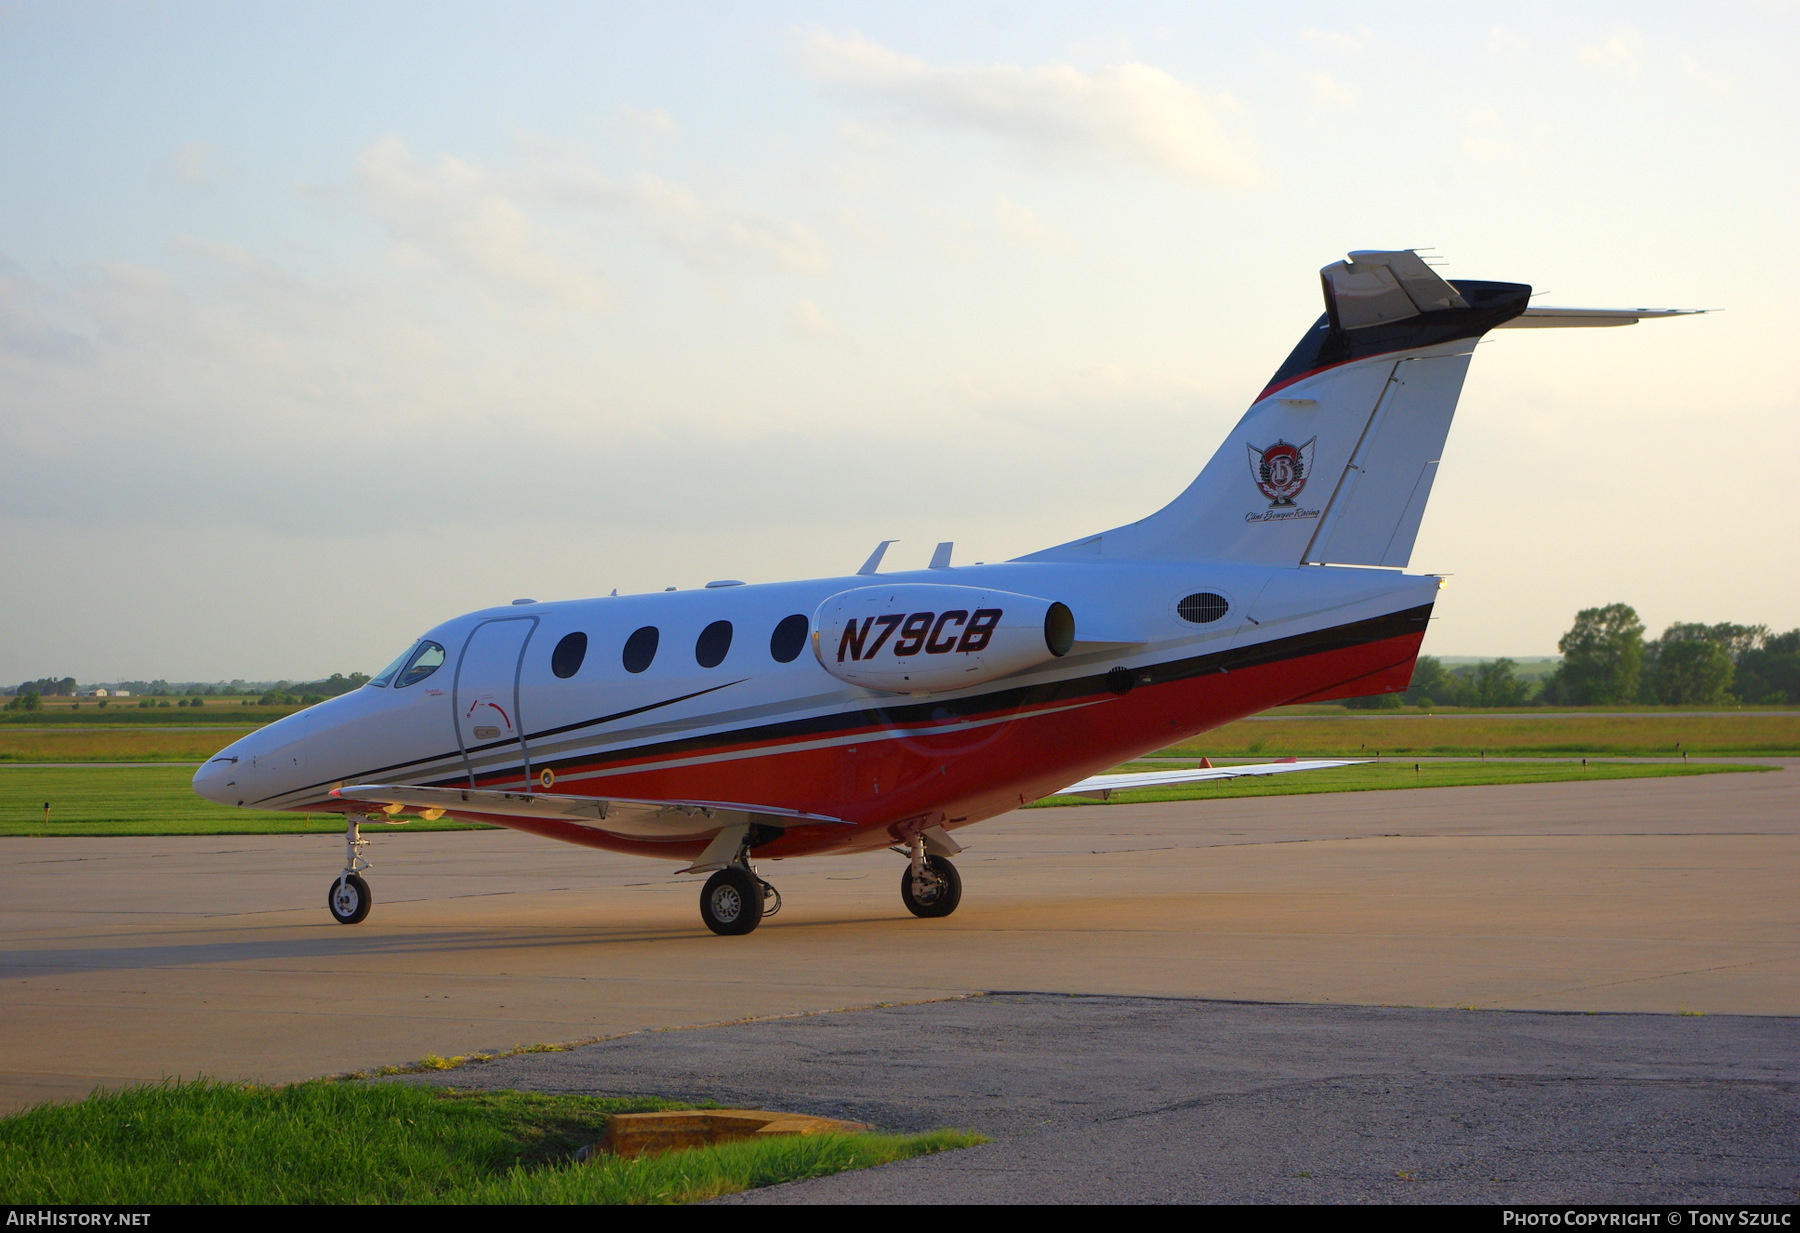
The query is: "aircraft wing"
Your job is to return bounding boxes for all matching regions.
[1054,759,1366,798]
[332,783,849,833]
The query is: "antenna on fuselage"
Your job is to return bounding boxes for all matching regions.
[857,540,897,576]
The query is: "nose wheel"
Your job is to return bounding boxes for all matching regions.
[327,815,374,925]
[329,872,372,924]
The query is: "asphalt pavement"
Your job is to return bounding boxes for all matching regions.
[408,992,1800,1205]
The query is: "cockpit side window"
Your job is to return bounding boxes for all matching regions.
[396,641,446,688]
[370,645,415,688]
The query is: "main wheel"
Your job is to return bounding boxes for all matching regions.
[900,855,962,919]
[328,873,372,925]
[700,867,765,936]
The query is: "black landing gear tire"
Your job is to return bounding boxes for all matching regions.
[328,873,372,925]
[901,855,962,919]
[700,867,766,936]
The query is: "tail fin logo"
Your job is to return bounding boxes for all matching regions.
[1247,437,1316,506]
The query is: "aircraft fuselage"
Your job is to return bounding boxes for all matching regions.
[193,557,1436,861]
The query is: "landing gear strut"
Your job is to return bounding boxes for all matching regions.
[328,814,373,925]
[900,835,961,919]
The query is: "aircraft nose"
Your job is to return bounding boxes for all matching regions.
[192,754,243,806]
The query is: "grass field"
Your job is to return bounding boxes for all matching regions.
[0,766,493,836]
[1035,759,1769,808]
[0,727,252,762]
[1,704,304,726]
[2,711,1795,767]
[1158,712,1800,758]
[0,760,1774,837]
[0,1080,979,1205]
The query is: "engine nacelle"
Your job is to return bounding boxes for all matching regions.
[812,584,1074,694]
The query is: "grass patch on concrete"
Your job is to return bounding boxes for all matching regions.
[0,766,493,836]
[0,1079,977,1204]
[1034,759,1770,807]
[1158,712,1800,758]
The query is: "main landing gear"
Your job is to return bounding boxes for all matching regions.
[899,835,962,919]
[328,814,374,925]
[699,855,782,937]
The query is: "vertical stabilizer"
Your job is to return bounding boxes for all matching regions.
[1019,252,1530,568]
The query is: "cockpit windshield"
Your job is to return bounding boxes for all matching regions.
[396,642,446,688]
[369,645,415,688]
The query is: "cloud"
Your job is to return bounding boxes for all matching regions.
[993,198,1075,251]
[1307,71,1359,111]
[1578,27,1643,76]
[1461,107,1526,163]
[834,118,896,151]
[1299,26,1377,57]
[1484,25,1528,58]
[613,105,681,140]
[524,143,831,275]
[789,299,843,339]
[161,141,230,188]
[1680,54,1733,95]
[1458,107,1551,166]
[358,137,613,314]
[800,31,1263,187]
[0,256,92,364]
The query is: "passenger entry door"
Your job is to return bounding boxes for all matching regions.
[453,617,538,790]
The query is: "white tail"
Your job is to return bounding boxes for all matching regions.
[1021,251,1532,569]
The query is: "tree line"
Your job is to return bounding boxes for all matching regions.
[4,672,372,709]
[1356,604,1800,709]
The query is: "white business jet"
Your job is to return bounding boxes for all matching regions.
[192,251,1695,934]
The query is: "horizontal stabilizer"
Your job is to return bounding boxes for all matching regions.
[333,783,848,837]
[1054,758,1365,798]
[1018,250,1706,571]
[1496,306,1705,328]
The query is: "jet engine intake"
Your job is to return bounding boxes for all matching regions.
[812,584,1073,694]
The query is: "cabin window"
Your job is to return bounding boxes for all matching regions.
[622,626,660,674]
[1177,592,1230,624]
[696,620,733,668]
[769,614,809,663]
[551,632,588,679]
[396,642,446,688]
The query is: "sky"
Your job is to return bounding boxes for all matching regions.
[2,1,1796,683]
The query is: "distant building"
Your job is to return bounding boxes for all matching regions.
[113,690,131,697]
[77,689,110,697]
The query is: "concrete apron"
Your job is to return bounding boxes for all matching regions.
[1,766,1794,1113]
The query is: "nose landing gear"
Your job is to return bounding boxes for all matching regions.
[327,815,374,925]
